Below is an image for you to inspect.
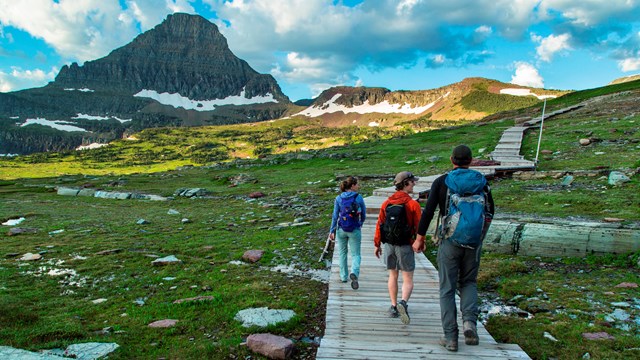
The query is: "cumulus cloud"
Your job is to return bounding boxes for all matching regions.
[0,66,57,92]
[619,57,640,72]
[532,33,572,62]
[510,62,544,88]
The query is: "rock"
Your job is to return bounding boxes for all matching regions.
[582,332,615,340]
[19,253,42,261]
[560,175,574,186]
[77,188,96,197]
[247,333,294,360]
[95,249,122,255]
[234,307,296,328]
[603,217,624,222]
[249,191,265,198]
[173,296,216,304]
[541,149,553,154]
[148,319,178,328]
[242,250,265,263]
[92,298,108,304]
[615,282,638,288]
[167,209,180,215]
[181,218,191,224]
[94,190,131,199]
[152,255,182,266]
[57,187,80,196]
[608,171,631,185]
[136,219,149,225]
[543,332,558,342]
[7,227,38,236]
[579,138,591,145]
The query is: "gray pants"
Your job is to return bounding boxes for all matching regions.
[437,238,482,339]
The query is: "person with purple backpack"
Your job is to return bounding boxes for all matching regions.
[329,176,367,290]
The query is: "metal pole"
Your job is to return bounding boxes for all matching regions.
[534,98,547,167]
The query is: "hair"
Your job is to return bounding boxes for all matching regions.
[340,176,358,192]
[451,144,473,166]
[395,179,411,191]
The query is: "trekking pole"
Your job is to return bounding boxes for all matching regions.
[534,98,547,168]
[319,234,333,262]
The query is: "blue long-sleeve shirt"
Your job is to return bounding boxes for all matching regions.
[329,191,367,233]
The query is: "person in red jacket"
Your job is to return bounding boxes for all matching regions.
[374,171,422,324]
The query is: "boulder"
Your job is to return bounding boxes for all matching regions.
[247,333,294,360]
[148,319,178,328]
[243,250,264,263]
[152,255,182,266]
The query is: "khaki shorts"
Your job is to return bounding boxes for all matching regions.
[383,243,415,272]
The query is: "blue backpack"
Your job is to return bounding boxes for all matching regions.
[440,169,490,249]
[338,194,361,232]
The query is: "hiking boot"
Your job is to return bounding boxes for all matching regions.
[463,321,479,345]
[387,305,399,318]
[397,300,410,325]
[349,273,359,290]
[439,337,458,352]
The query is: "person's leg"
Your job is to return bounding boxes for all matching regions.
[437,239,462,340]
[336,229,349,282]
[349,228,362,278]
[459,245,482,345]
[401,270,414,302]
[388,269,399,306]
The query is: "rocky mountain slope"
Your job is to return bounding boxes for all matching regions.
[0,13,295,154]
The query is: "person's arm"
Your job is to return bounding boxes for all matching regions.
[414,178,442,252]
[329,196,340,240]
[373,202,387,258]
[358,194,367,225]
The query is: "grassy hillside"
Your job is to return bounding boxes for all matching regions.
[1,81,639,359]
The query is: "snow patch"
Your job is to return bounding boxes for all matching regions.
[134,88,278,111]
[64,88,95,92]
[500,88,557,100]
[21,118,88,132]
[76,143,109,151]
[2,217,25,226]
[295,93,436,117]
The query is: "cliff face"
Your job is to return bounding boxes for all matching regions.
[53,13,288,102]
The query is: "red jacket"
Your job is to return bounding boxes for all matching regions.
[374,191,422,247]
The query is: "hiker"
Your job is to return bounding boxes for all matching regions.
[373,171,422,324]
[413,145,494,352]
[329,176,367,290]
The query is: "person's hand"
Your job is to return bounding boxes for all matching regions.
[374,246,382,259]
[412,235,426,253]
[329,233,335,241]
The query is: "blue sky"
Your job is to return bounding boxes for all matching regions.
[1,0,639,101]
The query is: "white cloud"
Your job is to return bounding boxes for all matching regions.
[538,0,638,27]
[532,33,572,62]
[0,66,57,92]
[510,62,544,88]
[619,57,640,72]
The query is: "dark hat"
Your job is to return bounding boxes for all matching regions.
[452,145,472,165]
[393,171,419,185]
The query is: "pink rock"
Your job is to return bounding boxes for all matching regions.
[582,332,615,340]
[19,253,42,261]
[249,191,266,199]
[247,333,294,359]
[615,282,638,288]
[148,319,178,328]
[242,250,264,263]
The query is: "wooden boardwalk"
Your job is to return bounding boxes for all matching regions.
[316,221,531,359]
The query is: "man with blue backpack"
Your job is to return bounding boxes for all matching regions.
[413,145,494,352]
[329,176,367,290]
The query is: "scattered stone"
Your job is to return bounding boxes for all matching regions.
[615,282,638,288]
[95,249,122,255]
[605,308,630,322]
[167,209,180,215]
[543,332,558,342]
[560,175,574,186]
[152,255,182,266]
[136,219,149,225]
[579,138,591,146]
[247,333,294,360]
[57,186,80,196]
[7,227,38,236]
[0,342,119,359]
[608,171,631,186]
[243,250,265,263]
[92,298,108,304]
[611,302,631,308]
[181,218,191,224]
[48,229,64,235]
[541,149,553,155]
[1,217,25,226]
[148,319,178,328]
[174,188,210,198]
[603,217,624,222]
[94,190,131,200]
[234,307,296,328]
[19,253,42,261]
[249,191,265,199]
[582,332,615,340]
[173,296,216,304]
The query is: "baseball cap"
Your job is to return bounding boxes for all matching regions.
[452,145,472,165]
[393,171,419,185]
